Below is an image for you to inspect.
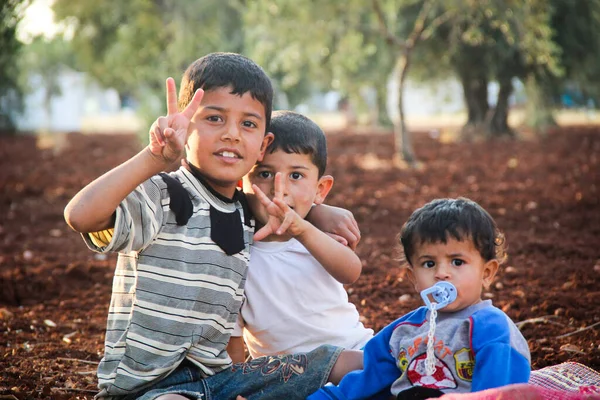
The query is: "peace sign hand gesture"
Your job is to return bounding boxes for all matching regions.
[253,173,309,241]
[148,77,203,165]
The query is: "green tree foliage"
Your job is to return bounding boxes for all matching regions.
[49,0,600,146]
[413,0,561,137]
[0,0,27,132]
[246,0,420,161]
[52,0,245,119]
[245,0,563,161]
[244,1,394,121]
[403,0,599,135]
[553,0,600,99]
[525,0,600,133]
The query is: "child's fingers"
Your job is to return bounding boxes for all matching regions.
[339,227,359,250]
[325,232,349,246]
[273,172,284,202]
[276,211,294,235]
[347,216,361,244]
[332,212,360,250]
[272,197,292,213]
[252,184,274,208]
[253,225,271,242]
[165,77,178,116]
[163,127,176,141]
[181,89,204,120]
[149,121,165,146]
[157,116,169,133]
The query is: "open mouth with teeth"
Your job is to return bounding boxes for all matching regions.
[217,151,241,159]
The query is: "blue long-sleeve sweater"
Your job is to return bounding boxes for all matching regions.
[308,300,530,400]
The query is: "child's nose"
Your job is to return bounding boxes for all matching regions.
[222,122,241,141]
[435,264,451,280]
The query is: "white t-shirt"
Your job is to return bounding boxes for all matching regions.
[234,238,373,357]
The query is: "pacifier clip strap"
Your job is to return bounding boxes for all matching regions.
[420,282,457,375]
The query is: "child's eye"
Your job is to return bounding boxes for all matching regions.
[207,115,223,123]
[452,259,465,267]
[422,260,435,269]
[290,172,303,180]
[242,120,258,128]
[258,171,272,179]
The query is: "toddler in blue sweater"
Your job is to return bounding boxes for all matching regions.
[308,197,531,400]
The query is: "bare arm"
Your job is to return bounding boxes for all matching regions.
[64,149,169,232]
[296,222,362,284]
[64,78,203,233]
[253,174,362,284]
[227,336,247,364]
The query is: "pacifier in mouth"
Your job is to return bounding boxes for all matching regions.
[420,281,457,311]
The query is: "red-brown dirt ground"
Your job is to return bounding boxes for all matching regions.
[1,126,599,399]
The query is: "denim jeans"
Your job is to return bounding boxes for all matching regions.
[127,345,342,400]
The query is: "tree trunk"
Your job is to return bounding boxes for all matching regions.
[394,53,417,166]
[487,77,515,138]
[375,85,393,128]
[43,87,53,133]
[459,71,489,139]
[524,74,557,137]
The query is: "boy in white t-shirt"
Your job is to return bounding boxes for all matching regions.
[228,110,373,371]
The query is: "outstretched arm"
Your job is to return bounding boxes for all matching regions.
[64,78,203,233]
[253,173,361,284]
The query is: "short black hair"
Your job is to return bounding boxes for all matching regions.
[267,110,328,177]
[178,52,273,132]
[399,198,506,266]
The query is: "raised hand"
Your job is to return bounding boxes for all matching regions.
[148,77,203,165]
[253,173,308,241]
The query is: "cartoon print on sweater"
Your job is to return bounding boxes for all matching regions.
[407,353,457,389]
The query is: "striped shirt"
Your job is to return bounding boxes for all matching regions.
[83,167,253,398]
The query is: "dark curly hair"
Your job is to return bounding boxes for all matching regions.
[399,197,507,267]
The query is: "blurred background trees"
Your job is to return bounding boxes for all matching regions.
[0,0,28,131]
[52,0,245,120]
[3,0,600,162]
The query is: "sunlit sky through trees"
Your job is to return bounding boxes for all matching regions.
[17,0,60,42]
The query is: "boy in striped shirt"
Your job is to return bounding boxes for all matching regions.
[65,53,356,400]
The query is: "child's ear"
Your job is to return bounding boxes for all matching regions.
[482,259,499,289]
[313,175,334,205]
[257,132,274,162]
[406,268,418,291]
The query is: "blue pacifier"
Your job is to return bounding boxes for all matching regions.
[420,281,457,310]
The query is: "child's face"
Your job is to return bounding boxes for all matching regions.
[407,237,499,312]
[245,149,333,231]
[185,87,273,198]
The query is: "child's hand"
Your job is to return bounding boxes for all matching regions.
[148,77,203,165]
[307,204,361,250]
[253,173,308,241]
